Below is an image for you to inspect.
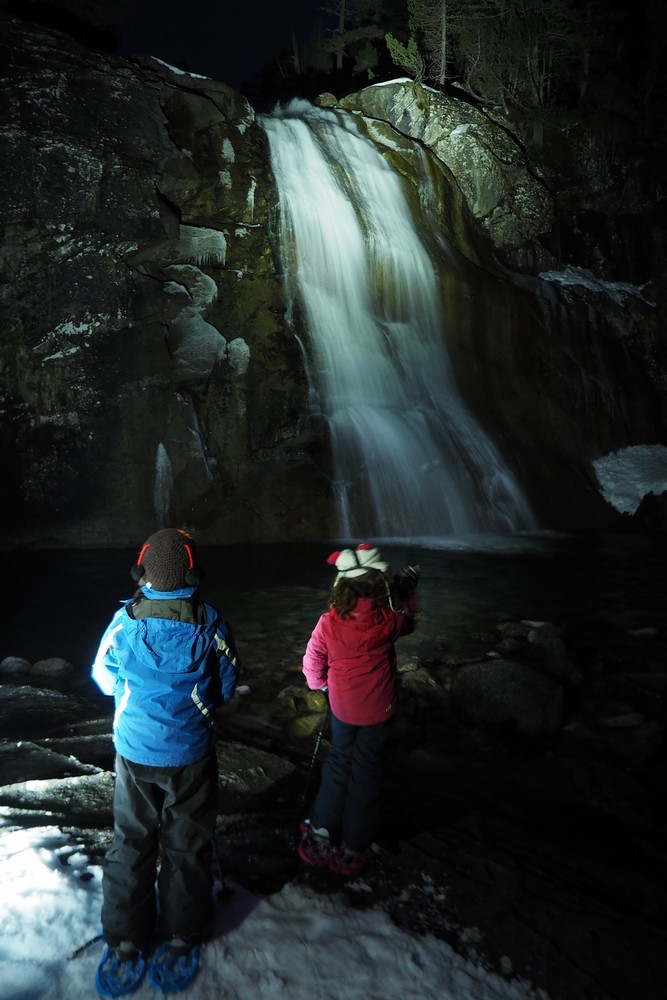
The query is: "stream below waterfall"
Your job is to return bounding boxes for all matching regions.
[3,532,664,672]
[2,531,666,1000]
[2,532,666,1000]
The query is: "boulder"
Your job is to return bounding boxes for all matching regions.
[338,81,554,270]
[31,657,75,677]
[450,659,566,737]
[0,685,91,739]
[0,656,32,675]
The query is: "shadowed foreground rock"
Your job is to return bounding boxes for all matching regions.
[1,582,666,1000]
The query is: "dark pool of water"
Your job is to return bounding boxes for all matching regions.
[1,532,664,674]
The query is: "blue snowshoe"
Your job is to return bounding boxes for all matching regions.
[95,943,146,997]
[148,938,201,994]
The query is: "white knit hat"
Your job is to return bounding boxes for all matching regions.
[326,543,389,583]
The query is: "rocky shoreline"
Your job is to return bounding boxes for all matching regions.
[1,541,666,999]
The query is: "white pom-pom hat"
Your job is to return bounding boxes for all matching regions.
[326,543,389,583]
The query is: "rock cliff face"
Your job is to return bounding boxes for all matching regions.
[339,82,555,273]
[1,17,665,547]
[0,15,333,547]
[334,85,666,529]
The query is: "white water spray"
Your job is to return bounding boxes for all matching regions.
[154,442,173,527]
[261,100,535,540]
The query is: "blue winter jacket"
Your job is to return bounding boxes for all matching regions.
[91,586,239,767]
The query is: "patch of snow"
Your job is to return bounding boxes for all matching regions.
[227,338,250,376]
[43,346,81,363]
[592,444,667,514]
[147,57,210,80]
[222,138,235,163]
[369,77,413,88]
[219,170,233,189]
[0,823,551,1000]
[32,316,107,358]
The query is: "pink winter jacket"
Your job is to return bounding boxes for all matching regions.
[302,597,415,726]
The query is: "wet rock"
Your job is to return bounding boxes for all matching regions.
[215,738,295,809]
[0,771,115,827]
[563,717,662,765]
[31,657,75,677]
[275,685,327,715]
[36,732,115,771]
[526,625,583,685]
[285,714,328,741]
[450,659,566,737]
[494,636,525,654]
[629,490,667,534]
[0,656,32,675]
[599,711,646,729]
[398,663,441,705]
[0,740,101,785]
[339,81,554,268]
[0,15,333,547]
[496,621,533,639]
[0,685,91,738]
[398,657,424,673]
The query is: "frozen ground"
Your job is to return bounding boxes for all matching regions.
[0,823,548,1000]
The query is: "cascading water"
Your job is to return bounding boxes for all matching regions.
[261,100,536,541]
[154,441,173,527]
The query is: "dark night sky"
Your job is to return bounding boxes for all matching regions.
[117,0,325,90]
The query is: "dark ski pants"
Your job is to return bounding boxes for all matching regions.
[102,752,218,949]
[310,714,394,853]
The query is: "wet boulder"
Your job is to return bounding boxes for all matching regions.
[450,658,566,737]
[0,685,91,739]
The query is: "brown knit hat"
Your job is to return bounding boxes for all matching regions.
[130,528,200,591]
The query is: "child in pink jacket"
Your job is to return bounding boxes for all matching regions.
[300,544,418,876]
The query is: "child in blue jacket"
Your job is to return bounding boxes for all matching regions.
[91,528,238,997]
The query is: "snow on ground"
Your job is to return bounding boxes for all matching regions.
[0,824,550,1000]
[593,444,667,515]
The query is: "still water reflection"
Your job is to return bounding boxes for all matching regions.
[2,533,664,676]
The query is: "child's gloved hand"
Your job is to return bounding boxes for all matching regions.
[396,564,420,596]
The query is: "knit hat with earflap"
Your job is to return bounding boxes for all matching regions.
[326,543,389,584]
[131,528,200,591]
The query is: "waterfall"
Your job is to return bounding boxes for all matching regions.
[154,442,173,527]
[261,100,536,541]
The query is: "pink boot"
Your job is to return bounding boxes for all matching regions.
[298,821,332,868]
[329,844,368,877]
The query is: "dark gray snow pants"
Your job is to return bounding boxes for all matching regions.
[101,751,218,949]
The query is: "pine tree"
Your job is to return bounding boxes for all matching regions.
[384,33,426,81]
[387,0,588,110]
[322,0,386,71]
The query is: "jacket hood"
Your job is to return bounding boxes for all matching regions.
[120,606,218,673]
